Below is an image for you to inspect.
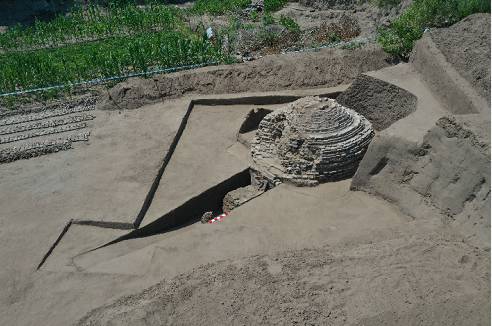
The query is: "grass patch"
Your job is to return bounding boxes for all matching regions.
[264,0,289,12]
[262,13,276,25]
[279,15,300,33]
[192,0,251,15]
[190,0,287,15]
[378,0,490,58]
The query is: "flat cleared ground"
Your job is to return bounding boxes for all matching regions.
[0,100,188,323]
[0,99,188,227]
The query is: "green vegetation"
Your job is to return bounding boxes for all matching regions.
[192,0,251,15]
[279,15,300,33]
[249,10,260,21]
[0,2,183,52]
[0,0,293,97]
[191,0,288,15]
[378,0,490,58]
[264,0,289,12]
[340,40,365,50]
[262,13,276,25]
[0,31,223,94]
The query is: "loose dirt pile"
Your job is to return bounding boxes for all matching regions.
[294,0,412,34]
[410,13,490,114]
[299,0,360,10]
[76,232,490,326]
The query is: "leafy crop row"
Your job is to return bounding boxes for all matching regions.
[0,0,292,97]
[192,0,251,15]
[0,2,183,52]
[264,0,289,12]
[0,31,224,93]
[191,0,288,15]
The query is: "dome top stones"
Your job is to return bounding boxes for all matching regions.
[251,97,374,186]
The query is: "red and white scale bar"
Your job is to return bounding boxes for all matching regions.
[208,212,229,224]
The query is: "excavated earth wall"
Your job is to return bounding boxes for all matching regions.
[352,14,491,248]
[410,13,490,114]
[337,74,417,131]
[352,115,491,247]
[99,45,391,110]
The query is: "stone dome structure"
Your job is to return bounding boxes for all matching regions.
[251,96,374,186]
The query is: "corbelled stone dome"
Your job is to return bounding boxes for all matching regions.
[251,96,374,186]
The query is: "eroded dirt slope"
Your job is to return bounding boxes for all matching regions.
[353,115,491,247]
[430,13,491,103]
[100,45,391,110]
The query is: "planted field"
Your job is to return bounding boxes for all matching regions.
[0,31,224,94]
[0,3,184,52]
[192,0,251,15]
[0,1,227,95]
[0,0,294,97]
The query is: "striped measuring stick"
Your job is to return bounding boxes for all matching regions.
[208,212,229,224]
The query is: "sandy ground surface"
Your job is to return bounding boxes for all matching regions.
[42,87,346,273]
[77,230,489,326]
[75,47,490,325]
[0,99,187,226]
[0,87,346,325]
[365,63,448,143]
[0,99,188,323]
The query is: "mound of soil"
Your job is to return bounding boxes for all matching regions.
[352,115,491,247]
[429,13,491,103]
[76,232,490,326]
[337,74,417,131]
[100,46,391,110]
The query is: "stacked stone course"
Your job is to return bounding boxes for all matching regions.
[252,96,374,186]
